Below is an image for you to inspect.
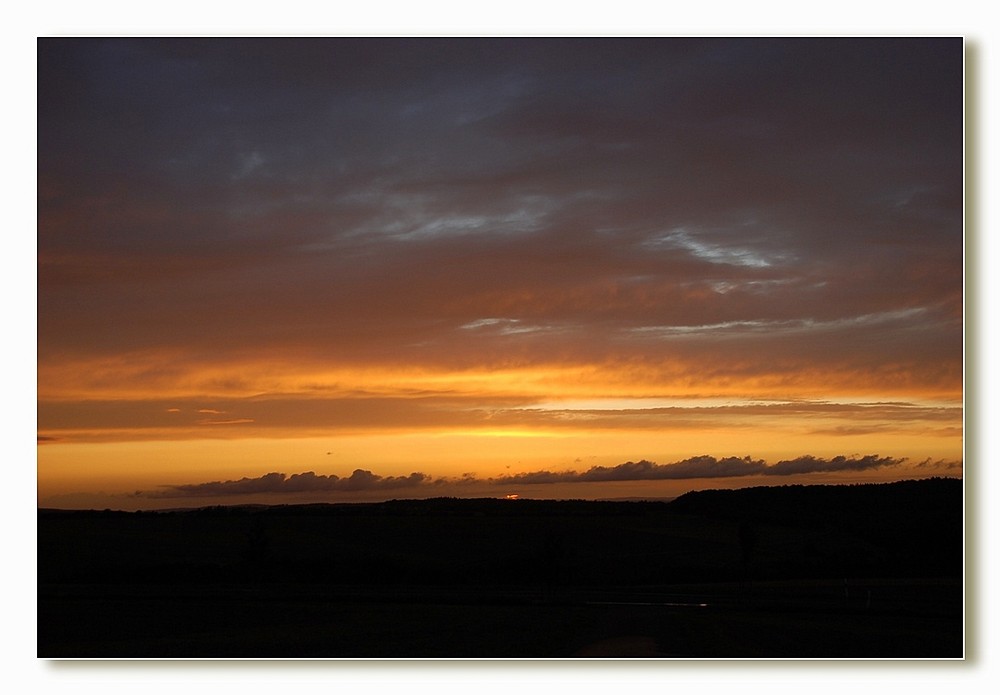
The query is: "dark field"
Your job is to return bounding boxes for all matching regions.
[38,478,965,658]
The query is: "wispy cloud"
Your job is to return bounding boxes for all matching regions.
[39,39,962,400]
[37,394,962,442]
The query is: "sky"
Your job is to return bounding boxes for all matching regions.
[36,37,965,509]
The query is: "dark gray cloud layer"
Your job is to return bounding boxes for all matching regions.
[144,454,914,498]
[492,454,904,485]
[38,38,963,390]
[147,469,429,498]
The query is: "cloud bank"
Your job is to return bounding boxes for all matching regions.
[143,454,923,498]
[146,469,429,498]
[491,454,905,485]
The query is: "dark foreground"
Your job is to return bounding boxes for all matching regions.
[38,478,964,658]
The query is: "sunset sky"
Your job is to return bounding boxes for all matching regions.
[36,38,964,509]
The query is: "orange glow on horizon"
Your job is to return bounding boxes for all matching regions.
[38,347,963,509]
[37,420,963,509]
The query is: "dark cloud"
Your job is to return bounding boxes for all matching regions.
[148,469,429,498]
[140,454,925,500]
[491,454,901,484]
[914,458,963,471]
[493,457,767,484]
[578,456,768,481]
[762,454,905,476]
[38,38,962,365]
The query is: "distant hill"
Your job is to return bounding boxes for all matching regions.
[667,477,963,577]
[668,477,961,525]
[39,477,965,657]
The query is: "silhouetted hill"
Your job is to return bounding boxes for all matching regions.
[38,478,964,657]
[668,478,962,577]
[38,479,963,585]
[668,477,961,524]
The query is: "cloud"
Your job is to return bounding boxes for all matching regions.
[140,454,927,501]
[582,456,768,480]
[38,39,962,395]
[494,454,908,485]
[197,418,255,426]
[762,454,905,476]
[492,456,766,484]
[146,469,430,498]
[913,458,963,471]
[37,393,963,444]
